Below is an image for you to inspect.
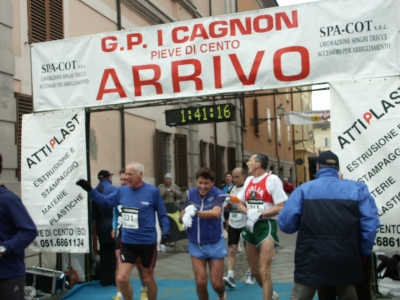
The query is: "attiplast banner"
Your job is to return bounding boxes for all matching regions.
[22,109,89,253]
[284,110,330,125]
[31,0,400,112]
[330,77,400,253]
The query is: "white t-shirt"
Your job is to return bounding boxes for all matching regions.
[228,185,246,228]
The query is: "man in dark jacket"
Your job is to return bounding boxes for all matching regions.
[278,150,380,300]
[92,170,118,286]
[0,153,37,300]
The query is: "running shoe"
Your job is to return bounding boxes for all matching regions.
[140,288,148,300]
[272,291,279,300]
[113,296,121,300]
[223,276,236,288]
[245,270,255,284]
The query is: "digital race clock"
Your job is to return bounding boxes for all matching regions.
[165,103,236,127]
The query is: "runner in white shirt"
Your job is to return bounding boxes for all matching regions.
[228,153,287,300]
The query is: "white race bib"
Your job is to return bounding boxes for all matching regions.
[121,207,139,229]
[247,199,264,213]
[230,209,244,222]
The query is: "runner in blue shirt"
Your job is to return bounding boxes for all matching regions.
[77,162,170,300]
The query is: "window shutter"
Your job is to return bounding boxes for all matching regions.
[209,143,215,172]
[154,129,165,186]
[227,147,236,172]
[28,0,63,43]
[216,146,224,185]
[199,140,207,168]
[15,93,33,181]
[49,0,64,40]
[253,98,259,135]
[174,134,188,190]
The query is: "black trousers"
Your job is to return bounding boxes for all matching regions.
[99,241,116,286]
[318,256,372,300]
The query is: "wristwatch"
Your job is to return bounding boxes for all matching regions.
[0,246,6,253]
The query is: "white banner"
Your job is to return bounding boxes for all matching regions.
[284,110,330,125]
[330,77,400,253]
[31,0,400,112]
[22,109,89,253]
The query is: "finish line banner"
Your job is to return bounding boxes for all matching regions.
[330,77,400,253]
[31,0,399,112]
[21,109,89,253]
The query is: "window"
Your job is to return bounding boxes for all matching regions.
[323,138,331,147]
[15,93,33,180]
[174,134,188,189]
[227,147,236,173]
[209,143,215,172]
[253,98,259,136]
[154,130,171,186]
[199,140,208,168]
[28,0,63,43]
[216,146,225,185]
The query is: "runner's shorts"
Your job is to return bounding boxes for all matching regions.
[187,235,228,261]
[241,219,280,248]
[119,242,158,269]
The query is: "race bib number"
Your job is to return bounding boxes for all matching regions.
[230,210,244,221]
[121,207,139,229]
[247,199,264,213]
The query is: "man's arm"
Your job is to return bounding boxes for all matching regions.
[1,195,37,255]
[196,194,224,219]
[88,188,120,208]
[358,183,380,256]
[155,189,170,234]
[172,184,182,200]
[278,187,303,234]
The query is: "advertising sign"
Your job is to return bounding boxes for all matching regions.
[331,77,400,252]
[31,0,399,112]
[21,109,89,253]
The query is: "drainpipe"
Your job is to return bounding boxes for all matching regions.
[209,0,212,16]
[274,90,280,178]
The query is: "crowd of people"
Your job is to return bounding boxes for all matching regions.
[0,150,381,300]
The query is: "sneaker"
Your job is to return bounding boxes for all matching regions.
[245,270,255,284]
[140,288,148,300]
[272,291,279,300]
[223,276,236,288]
[113,296,121,300]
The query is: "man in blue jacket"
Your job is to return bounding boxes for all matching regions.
[0,153,37,300]
[278,150,380,300]
[179,168,227,300]
[92,170,118,286]
[77,162,170,300]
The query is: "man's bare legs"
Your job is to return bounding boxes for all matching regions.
[115,249,122,295]
[117,263,134,300]
[191,256,226,300]
[209,259,225,299]
[246,237,275,300]
[117,261,156,300]
[136,257,146,289]
[227,244,238,272]
[140,266,157,300]
[191,257,209,300]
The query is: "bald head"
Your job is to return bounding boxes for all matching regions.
[232,167,246,187]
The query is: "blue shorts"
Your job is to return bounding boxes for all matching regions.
[187,235,227,261]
